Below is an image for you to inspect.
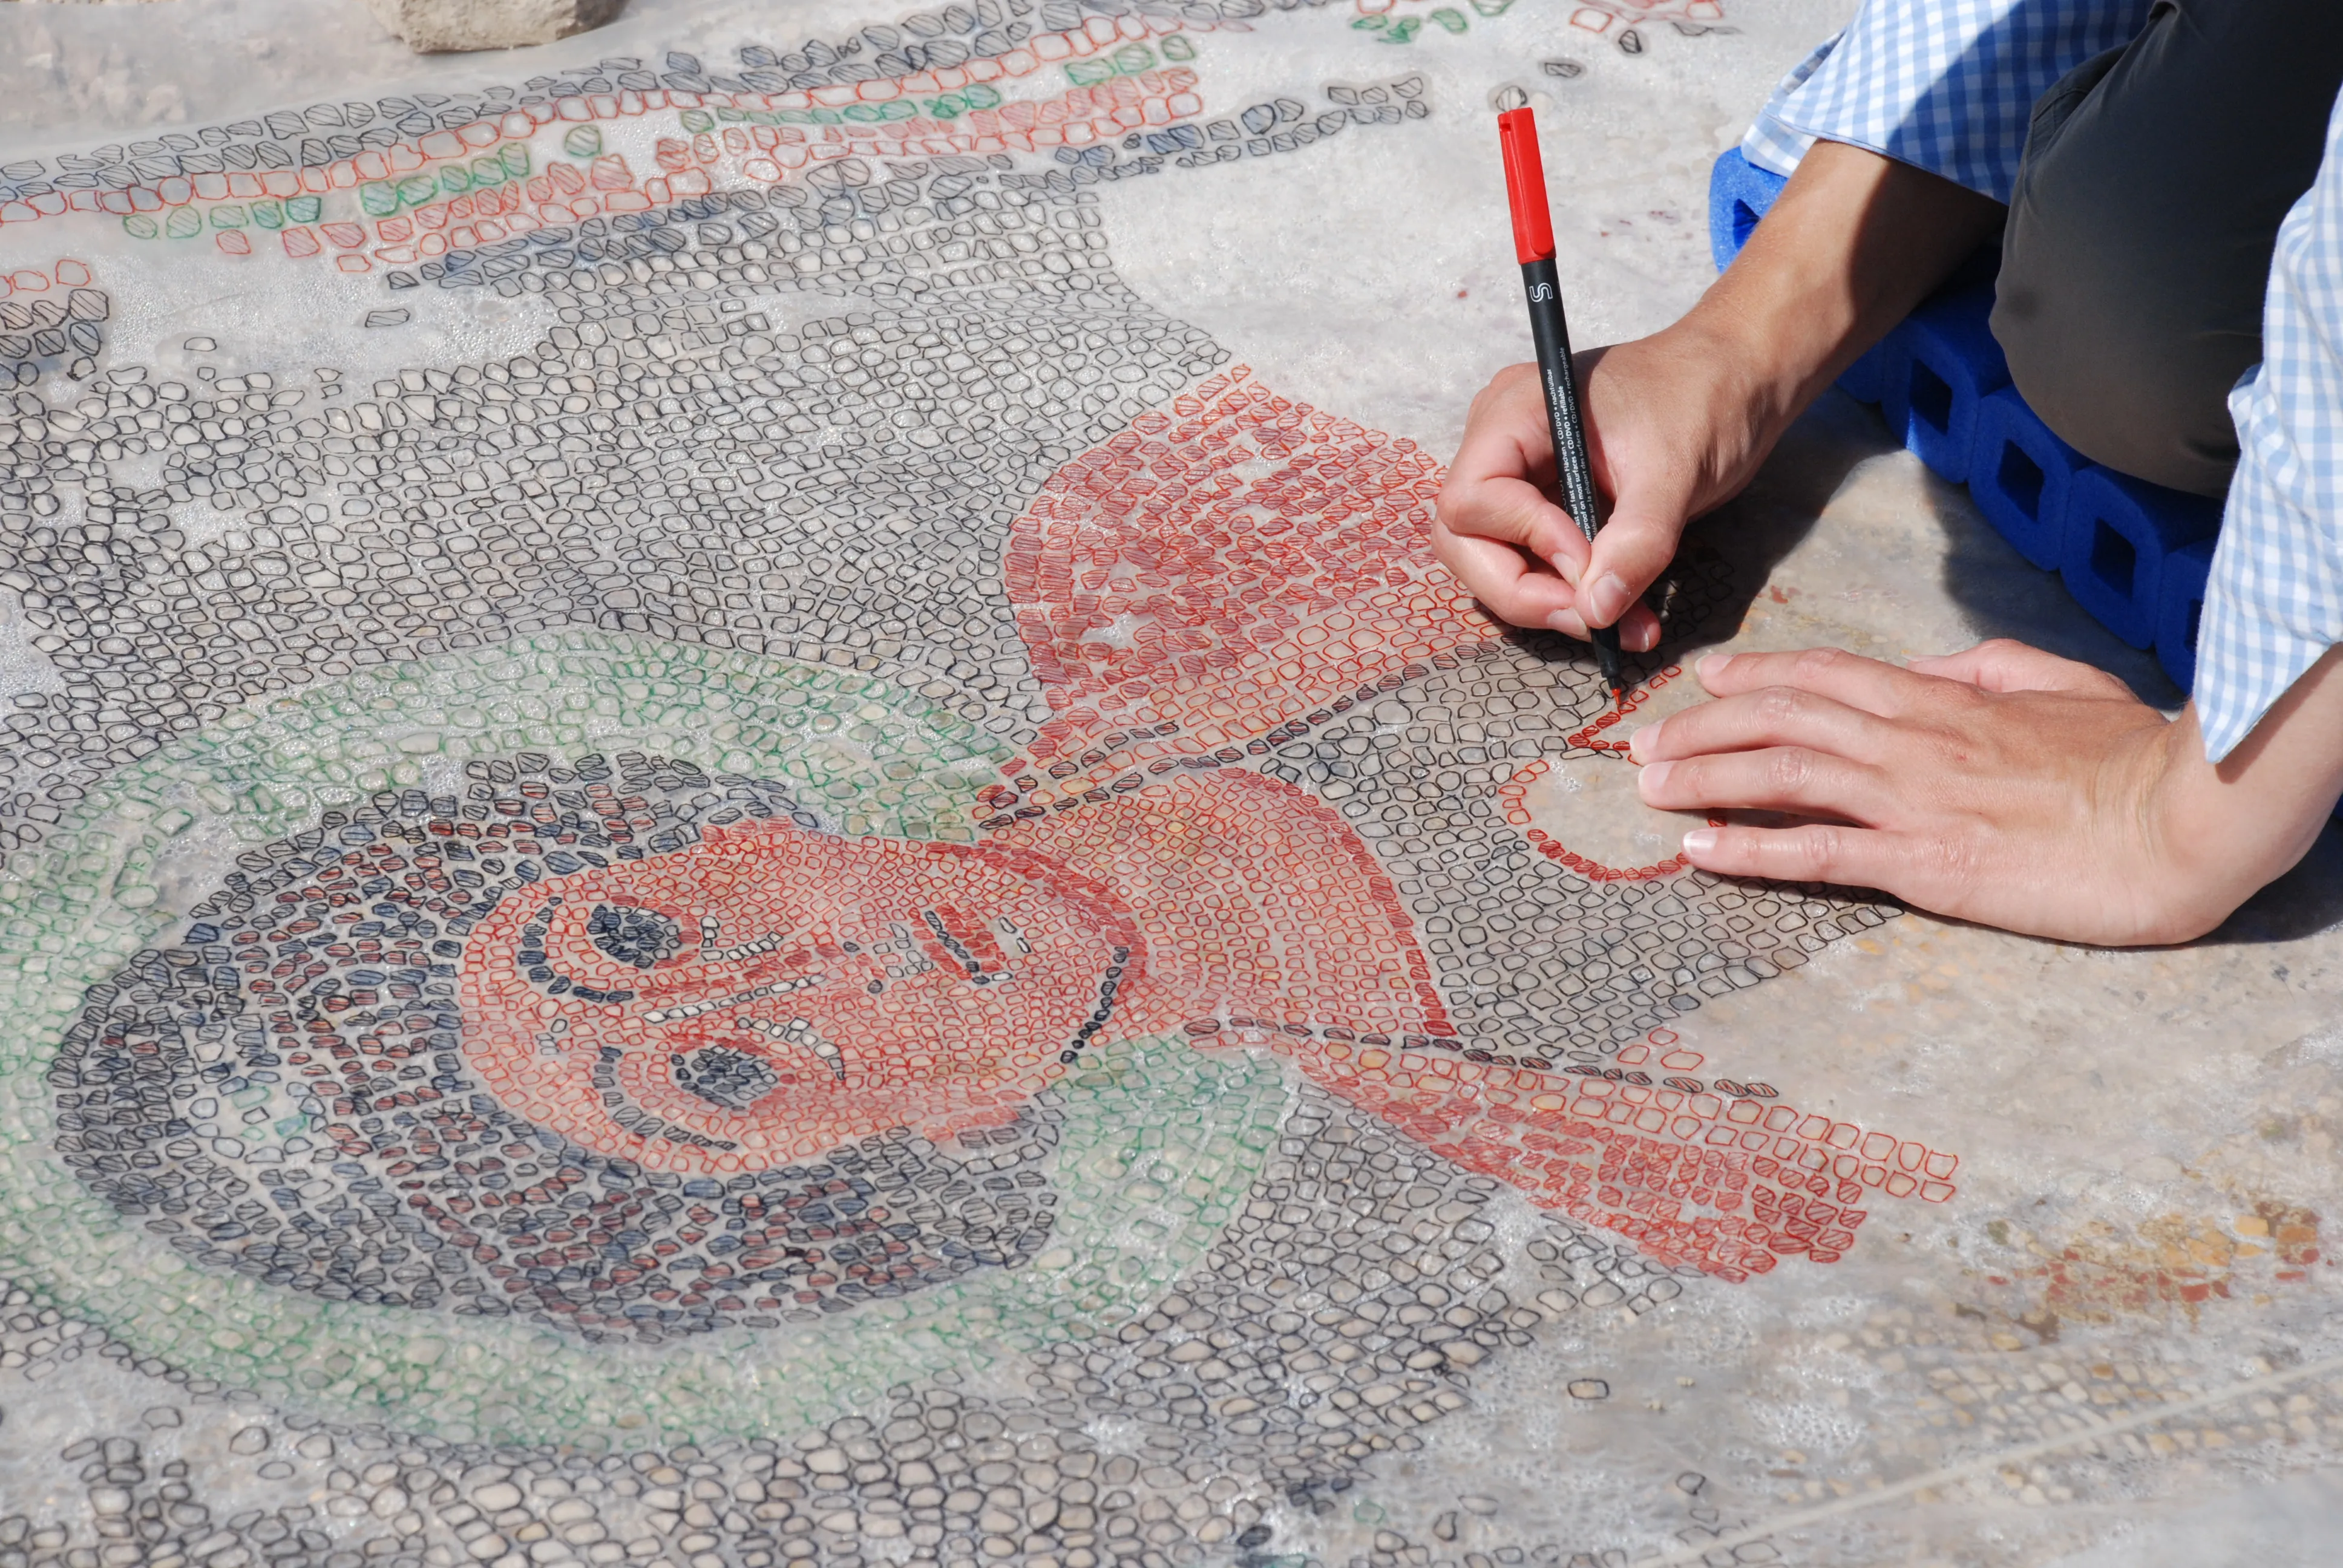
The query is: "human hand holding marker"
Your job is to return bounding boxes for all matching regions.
[1434,338,1755,652]
[1437,140,2005,656]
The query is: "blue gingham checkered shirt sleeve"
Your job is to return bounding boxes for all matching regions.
[2198,96,2343,762]
[1740,0,2154,201]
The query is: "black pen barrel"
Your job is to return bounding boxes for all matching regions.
[1520,256,1599,541]
[1519,255,1625,690]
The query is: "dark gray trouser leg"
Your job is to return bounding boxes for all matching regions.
[1991,0,2343,497]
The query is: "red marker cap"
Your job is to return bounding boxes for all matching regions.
[1497,106,1555,264]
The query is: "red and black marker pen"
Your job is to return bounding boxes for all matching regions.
[1496,99,1627,699]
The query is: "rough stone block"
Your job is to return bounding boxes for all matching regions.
[361,0,624,54]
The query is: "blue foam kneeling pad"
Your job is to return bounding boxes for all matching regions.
[2060,466,2222,651]
[2154,535,2215,693]
[1707,147,1788,272]
[1968,385,2083,571]
[1876,286,2008,485]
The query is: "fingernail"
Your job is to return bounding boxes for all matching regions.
[1681,828,1717,855]
[1549,554,1582,589]
[1627,722,1659,762]
[1637,759,1673,794]
[1695,652,1728,685]
[1587,572,1627,624]
[1544,609,1580,634]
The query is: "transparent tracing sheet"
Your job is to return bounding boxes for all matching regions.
[0,0,2339,1563]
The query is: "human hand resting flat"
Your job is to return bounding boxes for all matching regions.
[1432,328,1781,649]
[1629,640,2343,946]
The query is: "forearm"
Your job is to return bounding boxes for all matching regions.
[2151,645,2343,938]
[1674,141,2007,444]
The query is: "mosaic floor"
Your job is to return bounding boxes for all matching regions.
[1,0,2341,1563]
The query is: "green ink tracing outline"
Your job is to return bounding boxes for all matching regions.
[0,630,1289,1446]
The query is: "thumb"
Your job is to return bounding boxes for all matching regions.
[1575,489,1688,630]
[1908,638,2134,697]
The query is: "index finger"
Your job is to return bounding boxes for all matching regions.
[1438,370,1592,583]
[1429,518,1587,630]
